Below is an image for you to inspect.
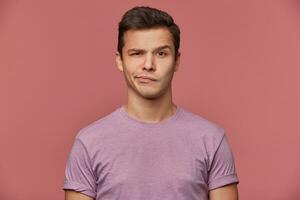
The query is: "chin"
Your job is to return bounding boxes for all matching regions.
[142,94,160,100]
[139,90,165,100]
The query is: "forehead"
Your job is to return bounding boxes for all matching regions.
[123,27,174,51]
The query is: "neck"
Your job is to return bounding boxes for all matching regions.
[124,87,177,123]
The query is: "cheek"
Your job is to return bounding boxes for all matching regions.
[159,62,176,75]
[124,58,144,68]
[122,61,136,75]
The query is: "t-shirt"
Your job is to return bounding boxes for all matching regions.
[63,105,239,200]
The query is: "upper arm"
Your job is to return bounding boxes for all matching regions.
[209,183,238,200]
[207,134,239,190]
[63,138,97,198]
[65,190,94,200]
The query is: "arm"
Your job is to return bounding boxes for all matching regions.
[63,139,97,199]
[209,183,238,200]
[207,133,239,200]
[65,190,94,200]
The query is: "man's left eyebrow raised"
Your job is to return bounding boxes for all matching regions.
[155,45,172,51]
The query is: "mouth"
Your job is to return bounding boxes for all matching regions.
[135,75,157,83]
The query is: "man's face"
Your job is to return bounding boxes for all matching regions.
[116,27,180,100]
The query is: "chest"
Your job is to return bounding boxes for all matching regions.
[92,130,209,193]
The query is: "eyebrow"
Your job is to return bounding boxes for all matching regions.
[127,45,172,53]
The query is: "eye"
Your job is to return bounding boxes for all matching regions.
[130,51,142,56]
[157,51,167,57]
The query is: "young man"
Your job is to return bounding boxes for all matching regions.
[63,6,239,200]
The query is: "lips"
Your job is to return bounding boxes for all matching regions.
[136,75,157,81]
[136,75,157,84]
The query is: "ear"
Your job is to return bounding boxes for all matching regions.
[174,52,181,72]
[115,52,124,72]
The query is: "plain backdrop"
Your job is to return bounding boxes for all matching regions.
[1,0,300,199]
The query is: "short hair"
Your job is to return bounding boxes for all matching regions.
[117,6,180,59]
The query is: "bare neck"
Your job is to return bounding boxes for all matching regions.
[124,88,177,123]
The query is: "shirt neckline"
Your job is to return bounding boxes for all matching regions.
[117,105,183,128]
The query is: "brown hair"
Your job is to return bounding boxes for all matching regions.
[117,6,180,59]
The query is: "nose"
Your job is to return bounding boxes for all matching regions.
[143,53,156,71]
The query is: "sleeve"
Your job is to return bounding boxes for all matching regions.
[207,134,239,190]
[63,138,97,198]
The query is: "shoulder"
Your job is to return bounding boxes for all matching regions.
[179,106,225,138]
[74,107,120,146]
[178,107,230,162]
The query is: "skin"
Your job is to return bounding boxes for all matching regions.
[116,27,180,123]
[65,27,238,200]
[209,184,239,200]
[65,190,93,200]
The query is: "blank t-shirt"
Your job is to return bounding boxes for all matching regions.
[63,105,239,200]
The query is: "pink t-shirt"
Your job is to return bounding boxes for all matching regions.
[63,105,239,199]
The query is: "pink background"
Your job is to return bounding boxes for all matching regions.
[1,0,299,199]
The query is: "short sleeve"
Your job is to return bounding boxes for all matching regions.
[207,134,239,190]
[63,138,97,198]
